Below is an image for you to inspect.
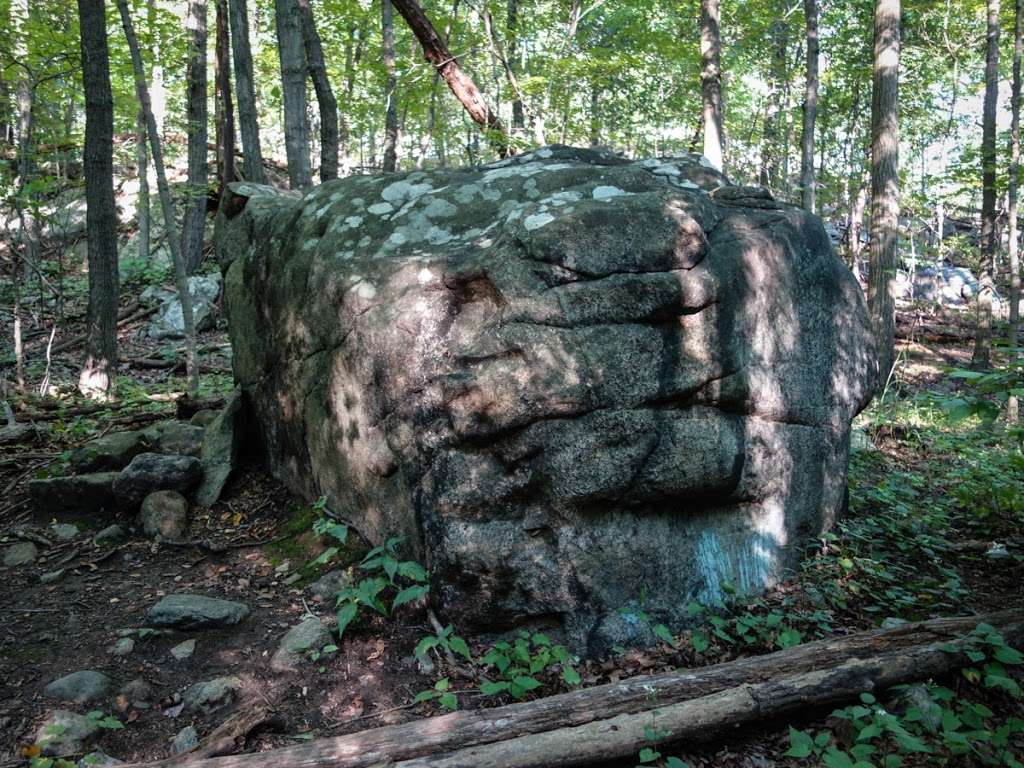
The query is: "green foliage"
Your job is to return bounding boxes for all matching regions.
[413,677,458,711]
[476,631,581,699]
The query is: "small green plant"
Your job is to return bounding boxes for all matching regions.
[634,723,689,767]
[333,536,429,640]
[686,600,804,654]
[415,623,473,663]
[413,677,459,711]
[477,631,581,699]
[942,623,1024,697]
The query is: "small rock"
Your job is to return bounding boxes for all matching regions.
[270,617,332,673]
[138,490,189,540]
[190,410,219,428]
[35,710,100,757]
[112,453,202,508]
[0,422,38,445]
[40,568,66,584]
[892,683,942,732]
[27,472,118,517]
[171,725,199,755]
[149,273,221,340]
[44,670,111,703]
[182,676,242,714]
[51,523,80,541]
[94,524,125,547]
[4,541,38,567]
[170,639,196,660]
[283,573,302,585]
[110,637,134,657]
[119,678,156,709]
[157,422,206,457]
[69,431,149,473]
[78,751,124,768]
[147,594,249,629]
[986,542,1010,560]
[308,569,353,600]
[881,617,908,629]
[194,391,246,507]
[850,427,878,453]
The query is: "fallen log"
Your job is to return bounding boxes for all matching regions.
[122,610,1024,768]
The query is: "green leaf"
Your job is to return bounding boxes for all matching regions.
[414,689,438,703]
[562,665,581,686]
[512,675,542,692]
[439,692,458,710]
[994,646,1024,665]
[691,631,710,653]
[434,677,450,691]
[310,546,339,567]
[336,601,359,638]
[822,748,855,768]
[637,747,661,763]
[784,727,815,758]
[686,600,705,617]
[653,623,676,647]
[448,635,473,662]
[479,680,511,695]
[665,758,689,768]
[398,561,428,582]
[415,635,441,658]
[777,627,803,650]
[392,584,429,608]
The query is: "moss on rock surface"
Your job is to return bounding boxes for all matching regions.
[215,145,876,655]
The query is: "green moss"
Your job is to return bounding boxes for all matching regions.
[264,502,370,586]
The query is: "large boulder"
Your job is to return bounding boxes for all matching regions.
[215,146,876,654]
[148,273,222,339]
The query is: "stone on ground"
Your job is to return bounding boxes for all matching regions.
[138,490,189,539]
[69,431,149,473]
[149,273,221,339]
[270,617,332,673]
[308,569,353,600]
[194,390,246,507]
[4,541,38,567]
[35,710,100,757]
[51,523,80,541]
[109,637,134,657]
[112,453,202,508]
[93,524,124,547]
[43,670,111,704]
[147,594,249,629]
[171,725,199,755]
[156,422,206,457]
[182,676,242,714]
[119,678,156,709]
[28,472,118,517]
[169,638,196,660]
[215,146,877,655]
[0,423,38,445]
[78,751,123,768]
[189,409,219,428]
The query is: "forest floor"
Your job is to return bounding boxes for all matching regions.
[1,287,1023,768]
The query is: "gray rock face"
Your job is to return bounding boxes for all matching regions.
[171,725,199,755]
[28,472,118,517]
[35,710,100,757]
[182,676,242,714]
[194,391,246,507]
[308,569,353,600]
[156,422,206,457]
[147,594,249,629]
[44,670,111,703]
[270,617,332,673]
[215,146,876,654]
[113,453,202,508]
[149,273,221,339]
[69,431,150,473]
[138,490,190,539]
[4,541,38,567]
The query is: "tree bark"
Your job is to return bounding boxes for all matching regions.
[1010,0,1023,423]
[116,0,200,396]
[800,0,819,211]
[119,611,1023,768]
[275,0,312,188]
[182,0,209,275]
[759,5,787,190]
[298,0,338,181]
[973,0,1002,370]
[215,0,236,191]
[390,0,509,156]
[868,0,901,389]
[137,109,150,265]
[382,0,400,172]
[507,0,525,138]
[76,0,120,401]
[699,0,724,172]
[227,0,265,183]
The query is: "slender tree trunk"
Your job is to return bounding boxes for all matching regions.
[77,0,120,400]
[800,0,819,211]
[760,7,787,189]
[973,0,1001,370]
[228,0,265,183]
[507,0,525,138]
[868,0,901,389]
[699,0,724,172]
[298,0,338,181]
[182,0,209,275]
[850,177,868,283]
[215,0,236,191]
[149,0,166,140]
[275,0,312,187]
[390,0,509,155]
[14,0,37,286]
[1010,0,1023,424]
[382,0,400,172]
[588,83,600,146]
[116,0,200,396]
[137,109,150,264]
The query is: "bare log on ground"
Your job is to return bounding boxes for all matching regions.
[121,610,1024,768]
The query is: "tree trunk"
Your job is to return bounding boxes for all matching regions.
[1010,0,1023,424]
[149,0,166,139]
[759,6,787,189]
[868,0,901,389]
[275,0,312,188]
[390,0,509,156]
[14,0,38,287]
[298,0,338,181]
[76,0,120,401]
[507,0,525,138]
[699,0,724,172]
[119,611,1024,768]
[116,0,200,396]
[182,0,209,275]
[800,0,819,211]
[215,0,236,191]
[382,0,400,172]
[973,0,1002,370]
[137,109,150,265]
[228,0,265,183]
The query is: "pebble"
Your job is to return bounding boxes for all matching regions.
[170,639,196,660]
[3,541,38,567]
[110,637,134,657]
